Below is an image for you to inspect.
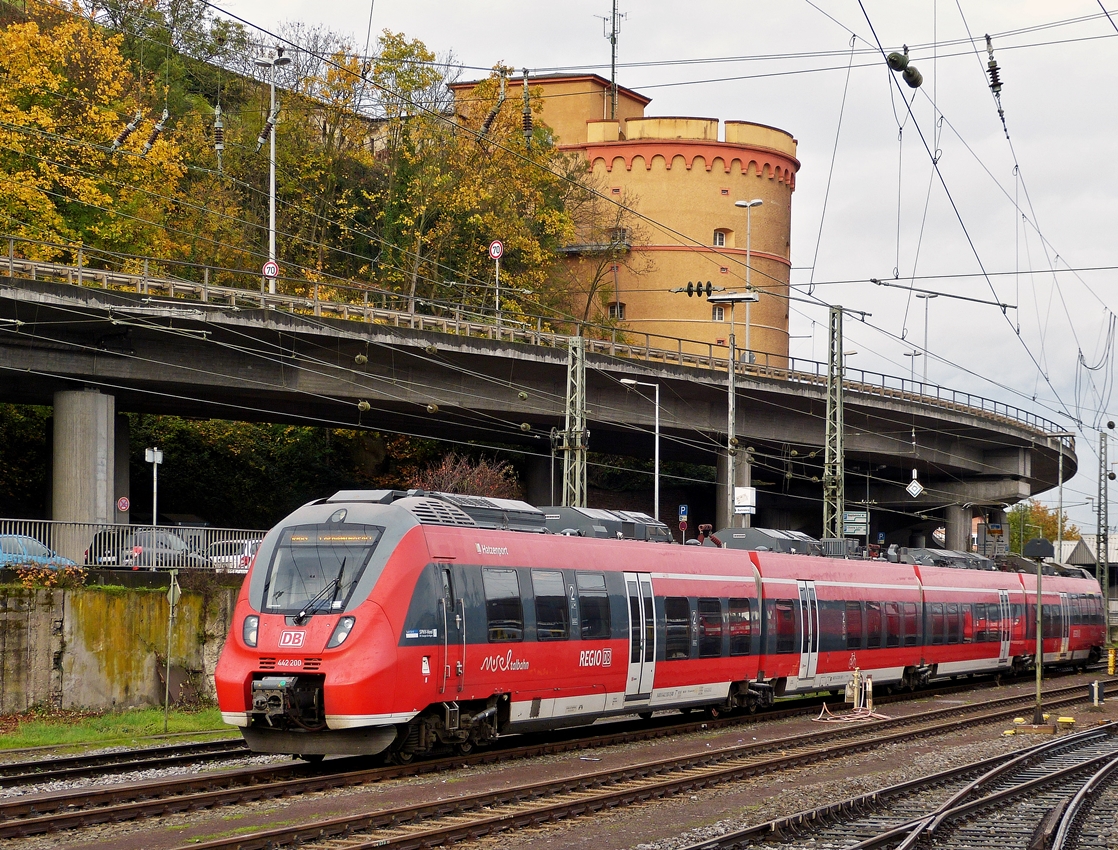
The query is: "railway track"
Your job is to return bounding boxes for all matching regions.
[0,738,248,787]
[1,678,1103,848]
[0,667,1088,792]
[677,724,1118,849]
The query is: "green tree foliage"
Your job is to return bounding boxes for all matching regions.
[1006,499,1079,555]
[0,1,186,262]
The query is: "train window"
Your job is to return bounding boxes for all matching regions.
[1025,604,1036,641]
[698,599,723,658]
[767,599,796,654]
[665,597,691,659]
[628,581,642,663]
[930,603,945,644]
[973,603,987,642]
[946,603,960,643]
[576,573,611,639]
[1072,596,1083,626]
[845,601,863,650]
[1042,603,1056,638]
[819,601,845,652]
[865,602,882,649]
[885,602,901,648]
[483,568,523,642]
[987,603,1000,642]
[728,598,752,655]
[261,523,383,615]
[903,603,918,646]
[532,570,568,641]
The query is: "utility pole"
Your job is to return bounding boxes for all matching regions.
[560,336,587,507]
[602,0,625,120]
[823,306,845,539]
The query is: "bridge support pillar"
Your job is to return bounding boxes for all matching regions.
[944,504,973,552]
[716,451,752,530]
[52,389,116,525]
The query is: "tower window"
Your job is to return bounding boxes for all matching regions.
[713,231,726,247]
[712,305,725,322]
[609,302,626,320]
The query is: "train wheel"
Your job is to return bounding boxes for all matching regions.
[707,706,722,720]
[638,711,653,720]
[746,700,758,715]
[392,750,414,765]
[298,753,325,764]
[679,707,693,716]
[456,740,474,755]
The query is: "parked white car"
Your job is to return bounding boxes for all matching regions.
[205,538,261,573]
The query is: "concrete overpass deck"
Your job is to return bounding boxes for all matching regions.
[0,271,1075,550]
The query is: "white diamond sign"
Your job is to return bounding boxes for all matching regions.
[906,479,924,498]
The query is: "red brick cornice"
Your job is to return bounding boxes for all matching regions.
[564,139,800,188]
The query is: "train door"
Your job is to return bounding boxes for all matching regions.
[998,590,1011,665]
[624,572,656,702]
[797,580,820,680]
[1059,592,1071,657]
[437,566,465,694]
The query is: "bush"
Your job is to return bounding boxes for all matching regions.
[15,564,88,589]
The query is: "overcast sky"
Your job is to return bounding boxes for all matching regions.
[218,0,1118,531]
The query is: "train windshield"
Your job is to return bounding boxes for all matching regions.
[261,524,383,615]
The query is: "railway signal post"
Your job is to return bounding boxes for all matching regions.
[1024,537,1055,727]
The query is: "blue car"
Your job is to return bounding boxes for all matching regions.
[0,534,77,568]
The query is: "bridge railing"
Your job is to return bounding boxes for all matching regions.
[0,235,1068,441]
[0,517,267,571]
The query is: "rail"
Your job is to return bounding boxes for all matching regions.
[0,235,1069,441]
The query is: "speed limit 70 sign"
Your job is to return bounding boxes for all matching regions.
[488,240,504,260]
[262,260,279,279]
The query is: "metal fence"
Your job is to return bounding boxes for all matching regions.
[0,518,268,572]
[1,234,1067,439]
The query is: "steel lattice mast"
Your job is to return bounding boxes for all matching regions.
[823,305,845,539]
[561,335,588,507]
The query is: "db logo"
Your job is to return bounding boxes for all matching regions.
[279,630,306,648]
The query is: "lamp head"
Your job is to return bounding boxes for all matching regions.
[735,199,764,209]
[620,379,637,387]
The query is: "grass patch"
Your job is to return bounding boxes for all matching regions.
[0,706,234,750]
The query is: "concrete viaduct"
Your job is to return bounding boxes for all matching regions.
[0,272,1075,549]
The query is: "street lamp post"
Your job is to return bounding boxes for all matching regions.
[1050,432,1076,560]
[734,199,763,363]
[708,291,759,529]
[620,379,660,522]
[902,349,922,383]
[254,47,292,295]
[915,292,937,383]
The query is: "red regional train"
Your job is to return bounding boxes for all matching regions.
[214,490,1105,759]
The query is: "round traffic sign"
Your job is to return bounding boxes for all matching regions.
[262,260,279,279]
[678,520,688,531]
[488,240,504,260]
[116,496,130,513]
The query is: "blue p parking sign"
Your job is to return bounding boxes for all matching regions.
[678,504,688,522]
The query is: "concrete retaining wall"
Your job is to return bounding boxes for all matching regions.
[0,574,239,713]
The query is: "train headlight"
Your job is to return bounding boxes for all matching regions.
[327,616,356,648]
[243,615,259,648]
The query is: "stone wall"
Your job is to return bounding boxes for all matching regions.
[0,574,239,713]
